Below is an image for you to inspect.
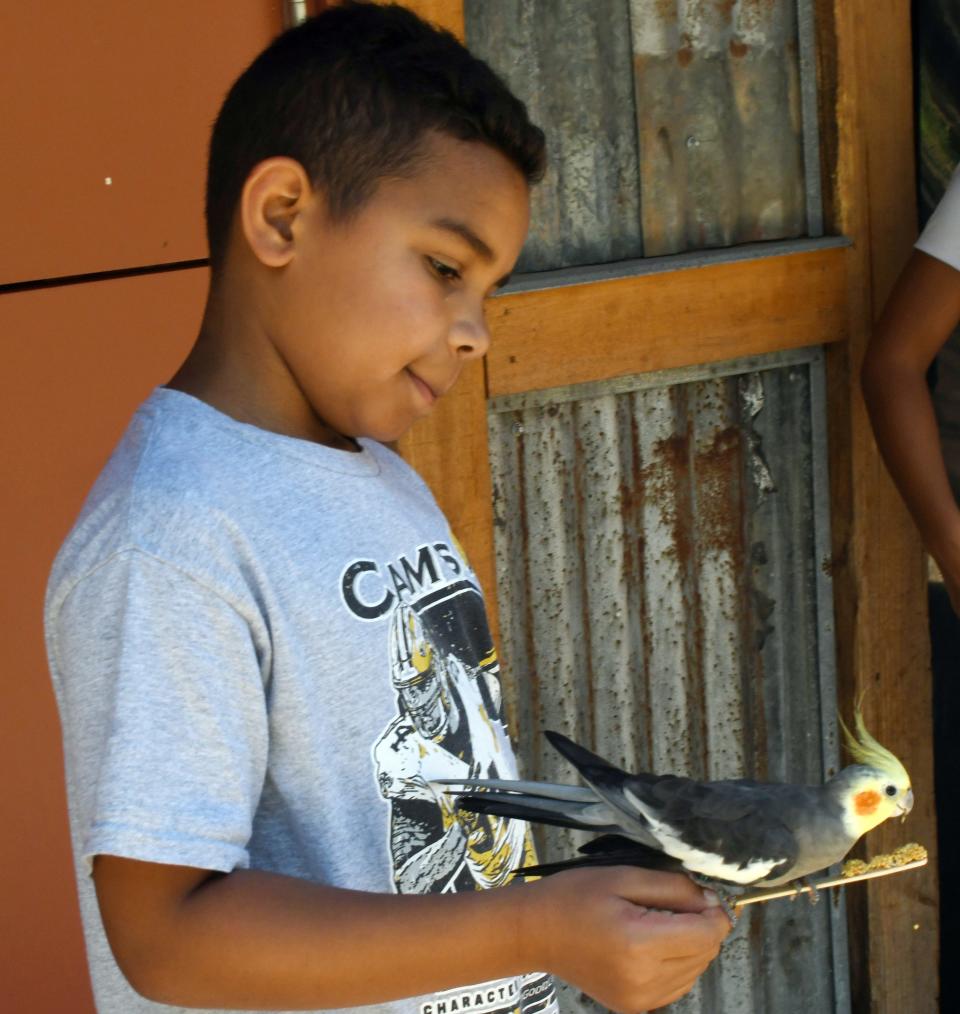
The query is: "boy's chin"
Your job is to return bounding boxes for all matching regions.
[372,425,414,447]
[361,416,424,446]
[320,416,410,449]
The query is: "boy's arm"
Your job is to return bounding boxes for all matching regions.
[93,854,729,1013]
[861,249,960,611]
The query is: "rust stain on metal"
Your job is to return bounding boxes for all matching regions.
[694,424,744,557]
[642,430,693,570]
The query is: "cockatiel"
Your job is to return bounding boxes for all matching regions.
[437,703,913,903]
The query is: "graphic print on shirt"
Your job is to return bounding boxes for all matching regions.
[342,540,558,1014]
[341,540,537,894]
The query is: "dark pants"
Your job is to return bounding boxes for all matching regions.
[930,582,959,1011]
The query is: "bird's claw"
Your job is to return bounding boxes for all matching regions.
[787,877,820,905]
[691,875,739,927]
[803,877,820,905]
[718,894,739,926]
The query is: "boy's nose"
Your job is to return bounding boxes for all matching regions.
[449,314,491,360]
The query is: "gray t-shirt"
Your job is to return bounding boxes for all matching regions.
[45,388,557,1014]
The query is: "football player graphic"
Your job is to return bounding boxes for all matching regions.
[373,601,533,894]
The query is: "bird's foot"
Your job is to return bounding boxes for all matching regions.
[802,876,820,905]
[691,875,740,927]
[786,876,820,905]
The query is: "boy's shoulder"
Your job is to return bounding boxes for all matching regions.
[55,390,256,549]
[46,389,253,610]
[48,388,438,607]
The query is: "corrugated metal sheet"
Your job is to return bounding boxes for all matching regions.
[631,0,806,254]
[464,0,817,269]
[488,348,849,1014]
[464,0,643,272]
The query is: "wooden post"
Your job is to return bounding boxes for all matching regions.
[397,359,501,650]
[394,2,500,642]
[819,2,940,1011]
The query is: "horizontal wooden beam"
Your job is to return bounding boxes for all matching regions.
[486,244,849,397]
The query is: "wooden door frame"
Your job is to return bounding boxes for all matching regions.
[397,4,938,1011]
[817,3,939,1013]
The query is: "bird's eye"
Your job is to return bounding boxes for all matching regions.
[884,785,897,797]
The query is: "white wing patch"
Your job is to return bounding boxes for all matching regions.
[623,788,780,885]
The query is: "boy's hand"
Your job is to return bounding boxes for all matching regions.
[523,866,730,1013]
[92,854,726,1010]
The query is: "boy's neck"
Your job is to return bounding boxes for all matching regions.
[166,277,360,452]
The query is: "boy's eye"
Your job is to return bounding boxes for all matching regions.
[427,257,462,282]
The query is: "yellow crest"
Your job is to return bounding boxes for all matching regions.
[838,694,910,784]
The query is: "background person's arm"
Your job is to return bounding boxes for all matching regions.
[93,855,729,1013]
[861,249,960,611]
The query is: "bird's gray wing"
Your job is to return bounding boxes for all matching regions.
[545,732,802,884]
[628,776,805,883]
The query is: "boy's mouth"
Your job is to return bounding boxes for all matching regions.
[406,368,437,407]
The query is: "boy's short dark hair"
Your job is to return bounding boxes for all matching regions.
[205,0,546,269]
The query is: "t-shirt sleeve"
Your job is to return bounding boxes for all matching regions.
[916,163,960,271]
[51,547,269,875]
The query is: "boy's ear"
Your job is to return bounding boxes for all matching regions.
[239,157,313,268]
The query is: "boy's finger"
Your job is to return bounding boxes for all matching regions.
[635,909,731,956]
[651,980,701,1011]
[659,952,717,979]
[613,868,724,913]
[648,954,720,1008]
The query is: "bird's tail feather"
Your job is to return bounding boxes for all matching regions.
[543,731,662,845]
[432,777,594,804]
[452,790,622,834]
[514,834,684,879]
[544,730,628,782]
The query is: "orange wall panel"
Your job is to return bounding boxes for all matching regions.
[0,1,280,285]
[0,267,208,1012]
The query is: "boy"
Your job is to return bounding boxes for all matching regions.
[45,4,729,1013]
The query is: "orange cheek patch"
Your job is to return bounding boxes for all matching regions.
[854,790,881,816]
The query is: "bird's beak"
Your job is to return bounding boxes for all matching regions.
[898,788,914,821]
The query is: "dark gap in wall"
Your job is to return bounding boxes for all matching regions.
[0,258,210,296]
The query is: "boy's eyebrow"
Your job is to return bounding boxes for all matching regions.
[430,217,513,289]
[431,217,495,261]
